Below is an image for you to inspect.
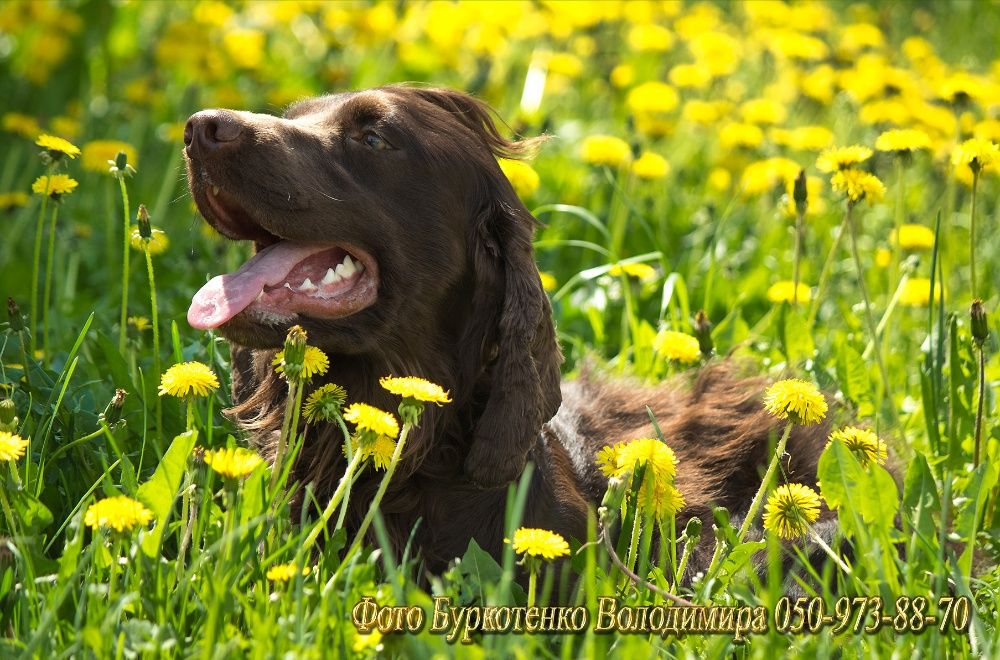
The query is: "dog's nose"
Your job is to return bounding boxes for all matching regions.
[184,110,244,155]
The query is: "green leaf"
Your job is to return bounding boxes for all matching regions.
[137,430,197,558]
[818,439,898,534]
[778,304,814,366]
[957,462,998,575]
[836,339,874,417]
[9,484,53,534]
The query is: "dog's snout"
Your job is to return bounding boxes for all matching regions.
[184,110,244,155]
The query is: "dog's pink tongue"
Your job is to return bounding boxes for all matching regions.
[188,242,326,330]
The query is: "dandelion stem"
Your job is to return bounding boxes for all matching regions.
[185,401,194,431]
[302,450,365,551]
[808,528,852,575]
[792,207,804,310]
[969,170,980,299]
[527,562,538,608]
[29,165,54,353]
[807,213,848,328]
[846,204,897,426]
[41,203,60,356]
[973,344,986,467]
[143,248,163,435]
[737,424,792,544]
[347,423,413,556]
[892,157,905,284]
[117,176,131,354]
[270,380,300,492]
[335,416,356,530]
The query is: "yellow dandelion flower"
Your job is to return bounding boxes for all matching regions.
[830,169,886,205]
[631,152,670,180]
[266,563,311,582]
[31,174,78,197]
[610,64,635,89]
[740,98,787,125]
[303,383,347,424]
[84,495,153,533]
[875,248,892,268]
[626,81,679,115]
[762,483,821,539]
[203,446,264,479]
[127,316,152,332]
[816,145,873,172]
[596,444,620,477]
[2,112,41,138]
[892,224,935,251]
[82,140,137,174]
[875,129,932,154]
[627,23,674,53]
[35,133,80,158]
[899,278,932,307]
[708,167,731,191]
[361,433,397,471]
[770,125,834,152]
[343,403,399,439]
[353,629,383,652]
[763,379,827,425]
[379,376,451,405]
[600,437,678,482]
[130,227,169,255]
[580,135,631,167]
[158,361,220,399]
[951,138,1000,172]
[273,346,329,382]
[767,281,812,304]
[498,158,540,198]
[829,427,887,467]
[670,64,713,90]
[636,480,685,519]
[719,122,764,149]
[539,271,557,292]
[608,262,656,281]
[654,330,701,364]
[0,431,29,462]
[506,528,570,560]
[0,191,29,209]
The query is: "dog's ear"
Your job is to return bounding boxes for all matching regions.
[415,88,562,487]
[404,86,546,159]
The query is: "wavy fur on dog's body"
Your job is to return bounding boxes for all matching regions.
[184,85,835,582]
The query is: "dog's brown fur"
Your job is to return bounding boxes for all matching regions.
[184,85,834,580]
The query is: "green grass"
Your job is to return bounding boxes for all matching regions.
[1,1,999,657]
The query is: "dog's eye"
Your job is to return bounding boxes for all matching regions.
[362,131,391,151]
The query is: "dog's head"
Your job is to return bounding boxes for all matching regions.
[184,85,562,486]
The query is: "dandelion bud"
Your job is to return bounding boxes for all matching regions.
[693,310,714,357]
[0,398,17,433]
[280,325,308,380]
[971,300,989,346]
[793,169,808,216]
[682,516,702,544]
[100,389,128,426]
[7,297,24,332]
[115,151,128,171]
[599,475,628,515]
[137,204,151,240]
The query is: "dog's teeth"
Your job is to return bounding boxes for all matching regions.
[321,268,337,285]
[212,186,220,195]
[343,255,354,268]
[299,278,316,292]
[337,260,357,278]
[284,282,293,290]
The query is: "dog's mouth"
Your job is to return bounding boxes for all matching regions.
[187,180,378,330]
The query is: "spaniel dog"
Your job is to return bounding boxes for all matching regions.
[183,85,834,581]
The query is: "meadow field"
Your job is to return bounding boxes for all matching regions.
[0,1,999,657]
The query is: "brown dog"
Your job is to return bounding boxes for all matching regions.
[183,85,833,579]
